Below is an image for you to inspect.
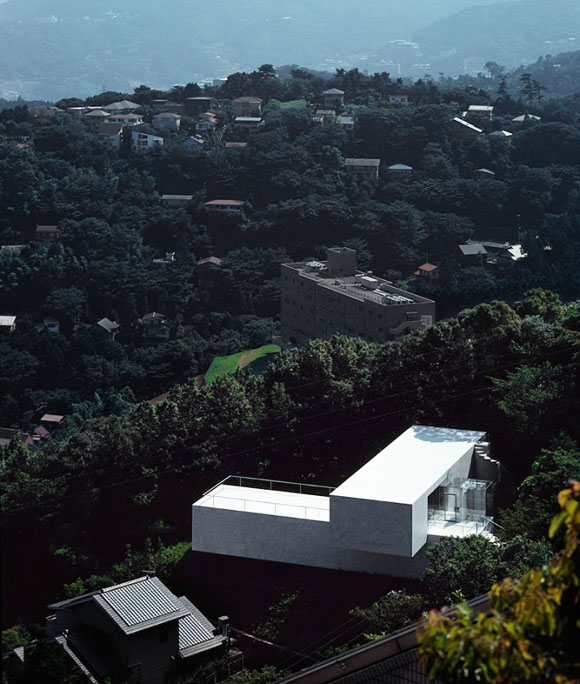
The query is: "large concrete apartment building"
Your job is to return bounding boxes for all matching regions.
[281,247,436,345]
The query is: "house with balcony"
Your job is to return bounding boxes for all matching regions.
[192,425,501,578]
[98,122,123,150]
[131,131,164,152]
[108,113,143,127]
[45,575,228,684]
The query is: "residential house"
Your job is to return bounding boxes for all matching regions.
[0,428,35,447]
[233,117,264,133]
[231,97,263,117]
[151,100,184,115]
[108,113,143,127]
[0,315,16,333]
[336,114,355,130]
[388,163,413,173]
[36,317,60,334]
[224,142,249,150]
[192,425,500,578]
[83,110,110,129]
[312,109,336,126]
[153,112,181,133]
[35,225,59,241]
[161,195,194,206]
[388,94,409,106]
[413,262,439,280]
[195,112,219,133]
[66,106,87,120]
[466,104,494,125]
[141,312,170,341]
[102,100,141,114]
[131,131,164,152]
[96,317,120,338]
[153,252,176,265]
[41,414,65,427]
[212,78,227,88]
[34,425,50,440]
[280,247,435,345]
[458,242,488,262]
[450,116,483,140]
[345,158,381,183]
[475,168,496,181]
[98,122,123,150]
[512,113,541,126]
[204,200,245,213]
[45,575,228,684]
[182,135,205,153]
[322,88,344,110]
[472,241,527,267]
[185,97,215,117]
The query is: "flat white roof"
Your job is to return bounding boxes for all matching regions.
[194,484,330,522]
[331,426,485,505]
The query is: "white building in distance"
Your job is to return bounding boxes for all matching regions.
[192,426,501,577]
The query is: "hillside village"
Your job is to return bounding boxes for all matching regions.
[1,63,580,683]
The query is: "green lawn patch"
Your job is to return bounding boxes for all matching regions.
[279,99,307,110]
[204,344,280,384]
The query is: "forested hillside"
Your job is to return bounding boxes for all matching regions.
[1,66,580,674]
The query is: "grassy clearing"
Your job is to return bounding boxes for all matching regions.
[279,99,307,110]
[204,344,280,384]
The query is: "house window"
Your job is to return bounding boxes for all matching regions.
[159,629,168,644]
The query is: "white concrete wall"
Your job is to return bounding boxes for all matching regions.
[192,504,428,578]
[329,496,413,557]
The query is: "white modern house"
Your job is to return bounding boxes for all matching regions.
[192,426,501,577]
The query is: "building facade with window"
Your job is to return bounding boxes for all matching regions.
[281,247,436,345]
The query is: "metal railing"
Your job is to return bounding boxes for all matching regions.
[203,475,335,497]
[427,510,496,536]
[201,493,329,520]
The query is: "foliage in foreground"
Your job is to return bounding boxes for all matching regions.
[418,483,580,683]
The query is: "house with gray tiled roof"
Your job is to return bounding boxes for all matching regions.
[46,576,228,683]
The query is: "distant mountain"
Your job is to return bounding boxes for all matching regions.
[0,0,518,100]
[413,0,580,75]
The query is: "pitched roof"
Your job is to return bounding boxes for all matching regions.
[451,117,482,133]
[234,117,262,123]
[36,225,59,233]
[224,142,248,148]
[97,317,120,332]
[468,105,494,112]
[323,88,344,95]
[142,312,166,321]
[459,243,487,256]
[418,263,438,272]
[488,129,513,138]
[477,168,496,175]
[149,392,170,405]
[197,256,222,266]
[103,100,140,111]
[41,414,65,423]
[205,199,245,206]
[161,194,194,201]
[34,425,50,438]
[49,576,223,646]
[512,113,541,122]
[388,163,413,171]
[153,112,181,119]
[0,315,16,326]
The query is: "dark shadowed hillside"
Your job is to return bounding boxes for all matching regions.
[414,0,580,75]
